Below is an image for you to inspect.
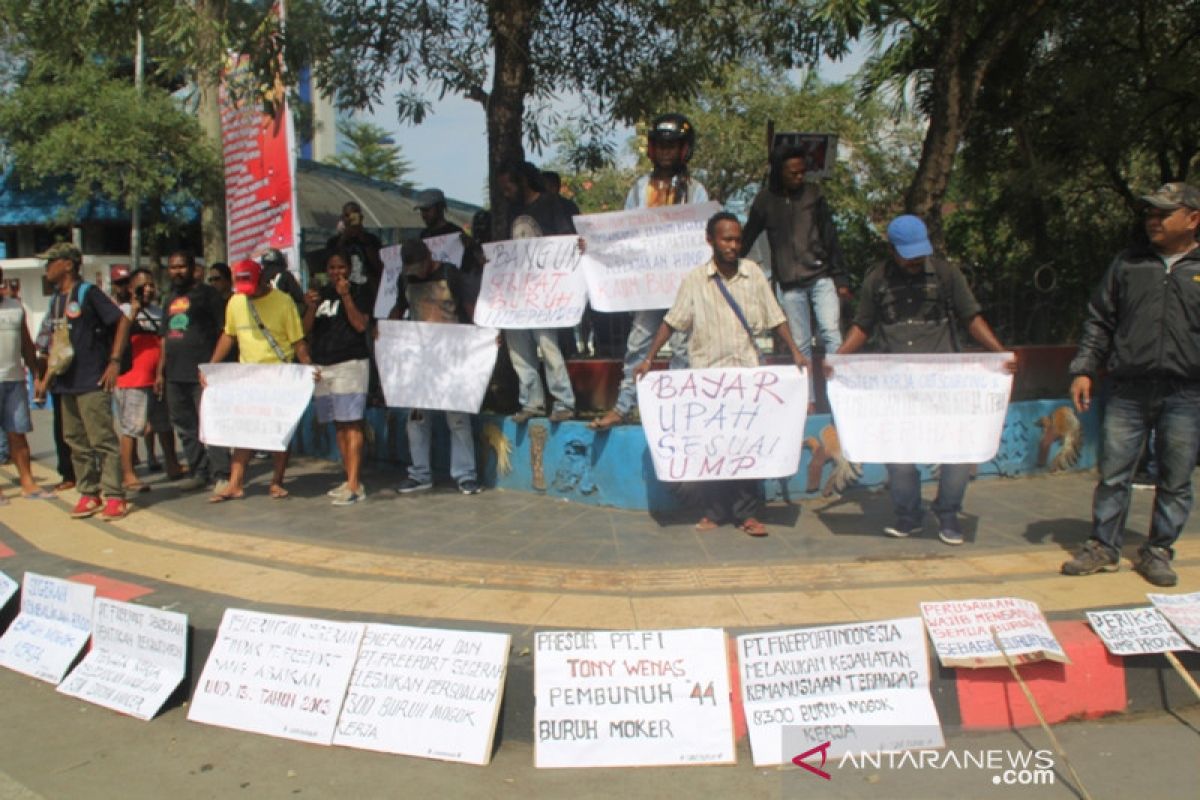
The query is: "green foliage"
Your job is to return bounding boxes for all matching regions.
[324,120,414,186]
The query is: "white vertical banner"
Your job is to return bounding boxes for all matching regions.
[824,353,1014,463]
[374,320,498,413]
[636,366,807,481]
[373,244,403,319]
[475,236,588,328]
[199,363,316,451]
[0,573,94,684]
[575,202,721,311]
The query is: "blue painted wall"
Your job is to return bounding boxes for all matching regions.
[291,398,1100,512]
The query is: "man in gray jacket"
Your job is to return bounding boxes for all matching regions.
[1062,182,1200,587]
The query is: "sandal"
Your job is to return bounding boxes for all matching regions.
[738,518,768,537]
[694,517,720,531]
[54,481,76,492]
[588,410,625,431]
[208,490,244,504]
[124,482,152,494]
[268,485,290,499]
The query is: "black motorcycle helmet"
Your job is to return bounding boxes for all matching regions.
[647,113,695,164]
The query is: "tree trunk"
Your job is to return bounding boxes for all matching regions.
[196,0,227,265]
[485,0,540,240]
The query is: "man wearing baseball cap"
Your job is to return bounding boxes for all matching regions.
[1063,182,1200,587]
[833,214,1011,546]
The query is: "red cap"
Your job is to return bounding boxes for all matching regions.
[110,264,131,283]
[232,259,263,295]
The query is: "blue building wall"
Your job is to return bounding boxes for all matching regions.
[291,398,1099,511]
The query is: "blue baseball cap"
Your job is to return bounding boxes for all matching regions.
[887,215,933,260]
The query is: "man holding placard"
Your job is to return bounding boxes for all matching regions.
[592,113,709,432]
[206,259,314,502]
[832,215,1010,545]
[633,212,808,536]
[1062,183,1200,587]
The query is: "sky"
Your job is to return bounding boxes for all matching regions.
[365,51,869,208]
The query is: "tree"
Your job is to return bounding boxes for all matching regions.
[324,120,414,186]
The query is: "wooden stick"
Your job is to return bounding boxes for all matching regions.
[990,627,1093,800]
[1163,651,1200,701]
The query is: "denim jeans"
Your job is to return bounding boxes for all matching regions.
[1091,380,1200,556]
[886,463,971,530]
[506,329,575,413]
[406,409,476,484]
[614,309,689,416]
[778,278,842,394]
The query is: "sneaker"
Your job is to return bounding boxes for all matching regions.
[99,498,129,521]
[549,408,574,423]
[396,478,432,494]
[458,480,481,495]
[1134,545,1177,587]
[332,486,366,507]
[883,524,914,539]
[326,482,351,499]
[70,495,103,519]
[1061,540,1119,576]
[511,409,542,424]
[938,517,964,546]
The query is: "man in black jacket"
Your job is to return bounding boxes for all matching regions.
[1062,182,1200,587]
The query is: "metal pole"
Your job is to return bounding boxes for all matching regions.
[129,21,145,271]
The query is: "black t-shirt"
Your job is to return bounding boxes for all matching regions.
[51,282,124,395]
[162,282,226,382]
[396,263,471,324]
[326,230,383,287]
[310,284,372,365]
[510,192,577,238]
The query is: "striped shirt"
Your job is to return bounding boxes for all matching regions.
[663,259,786,368]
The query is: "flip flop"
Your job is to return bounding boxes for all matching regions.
[694,517,720,531]
[738,519,769,537]
[268,485,290,500]
[20,489,54,500]
[208,491,244,504]
[588,410,624,431]
[124,483,152,494]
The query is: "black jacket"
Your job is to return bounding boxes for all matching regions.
[1069,245,1200,381]
[740,183,847,288]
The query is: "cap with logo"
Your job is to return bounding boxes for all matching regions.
[110,264,132,283]
[1140,182,1200,211]
[232,259,263,295]
[886,215,934,260]
[36,242,82,264]
[414,188,446,210]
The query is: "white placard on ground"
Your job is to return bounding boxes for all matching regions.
[0,572,94,683]
[636,366,807,481]
[373,243,403,319]
[534,628,736,769]
[188,609,365,745]
[332,624,510,765]
[476,236,587,328]
[1148,592,1200,649]
[575,201,721,312]
[425,232,466,270]
[0,570,16,611]
[1085,607,1192,656]
[374,319,498,413]
[57,598,188,720]
[199,363,316,451]
[920,598,1067,668]
[824,353,1014,463]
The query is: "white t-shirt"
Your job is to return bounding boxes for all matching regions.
[0,298,27,382]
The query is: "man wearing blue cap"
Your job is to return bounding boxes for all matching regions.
[833,214,1010,545]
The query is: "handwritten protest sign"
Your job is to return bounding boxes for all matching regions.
[475,236,587,328]
[1086,607,1191,656]
[373,243,403,319]
[1148,592,1200,649]
[575,201,721,312]
[920,598,1067,668]
[57,598,188,720]
[188,609,364,745]
[0,573,94,683]
[425,232,465,269]
[0,570,15,611]
[637,365,807,481]
[739,618,943,765]
[374,320,498,413]
[534,628,735,768]
[199,363,316,451]
[824,353,1014,463]
[332,624,510,765]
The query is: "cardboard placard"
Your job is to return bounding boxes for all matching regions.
[199,363,317,451]
[1085,607,1191,656]
[57,598,188,720]
[0,572,94,683]
[0,570,16,612]
[534,628,736,768]
[738,618,943,765]
[188,609,364,745]
[575,202,721,312]
[373,244,403,319]
[476,236,587,329]
[424,232,466,270]
[332,624,510,765]
[825,353,1014,463]
[374,320,498,413]
[920,598,1067,668]
[636,366,807,481]
[1148,592,1200,650]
